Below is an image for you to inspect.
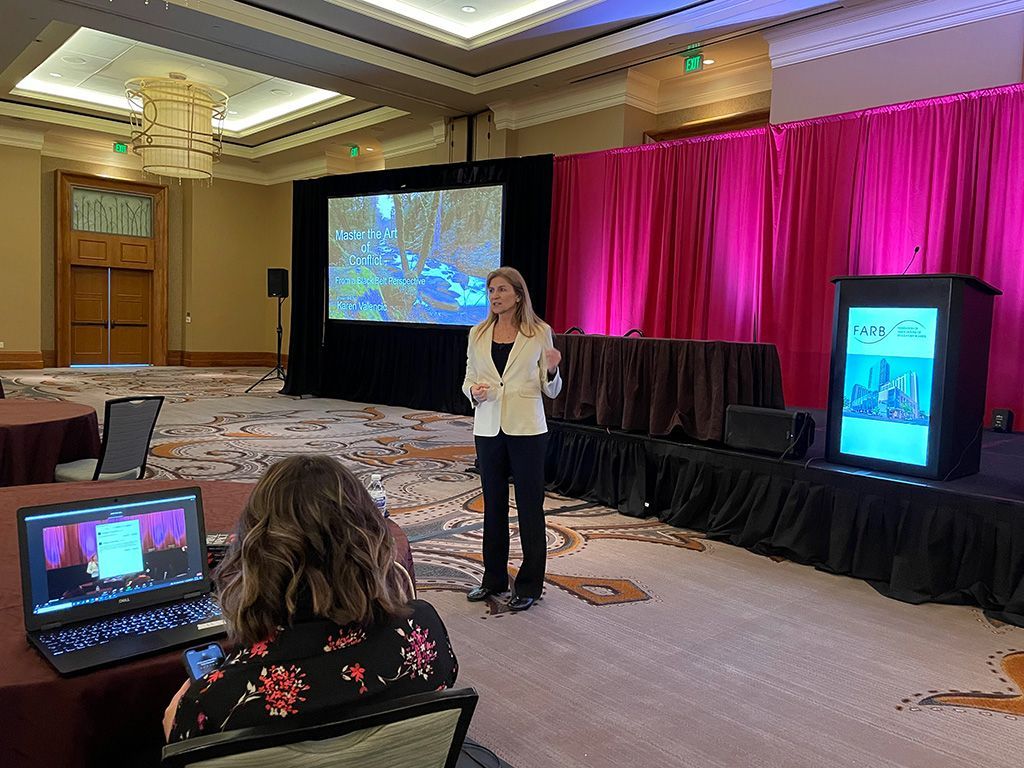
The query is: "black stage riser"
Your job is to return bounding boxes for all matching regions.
[545,421,1024,626]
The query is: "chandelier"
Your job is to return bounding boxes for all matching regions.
[126,73,227,180]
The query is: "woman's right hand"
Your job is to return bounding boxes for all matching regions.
[470,383,490,402]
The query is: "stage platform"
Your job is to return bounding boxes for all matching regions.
[545,412,1024,626]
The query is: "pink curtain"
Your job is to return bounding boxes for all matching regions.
[548,130,769,341]
[548,83,1024,416]
[43,509,188,570]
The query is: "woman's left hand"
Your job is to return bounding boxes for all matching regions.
[163,679,192,742]
[545,347,561,373]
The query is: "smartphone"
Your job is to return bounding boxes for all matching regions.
[183,642,225,681]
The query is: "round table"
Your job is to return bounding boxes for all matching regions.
[0,479,413,768]
[0,400,100,486]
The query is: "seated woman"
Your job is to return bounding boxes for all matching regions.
[164,454,458,741]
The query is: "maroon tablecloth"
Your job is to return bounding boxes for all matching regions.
[0,400,101,486]
[546,334,786,441]
[0,479,413,768]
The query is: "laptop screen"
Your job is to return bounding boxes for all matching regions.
[19,489,208,624]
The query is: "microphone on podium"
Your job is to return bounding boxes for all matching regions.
[901,245,922,275]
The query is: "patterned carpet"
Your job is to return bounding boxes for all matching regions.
[3,367,1023,767]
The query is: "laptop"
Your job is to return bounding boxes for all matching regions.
[17,486,226,675]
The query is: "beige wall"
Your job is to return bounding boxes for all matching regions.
[656,91,771,133]
[184,179,292,353]
[0,145,42,356]
[623,105,657,147]
[384,144,449,170]
[512,105,633,156]
[771,14,1024,123]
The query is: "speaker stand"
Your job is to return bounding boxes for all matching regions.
[246,296,286,393]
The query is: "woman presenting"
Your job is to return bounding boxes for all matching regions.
[462,267,562,611]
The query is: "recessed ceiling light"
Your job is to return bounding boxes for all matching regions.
[49,72,62,78]
[61,55,88,65]
[228,110,239,115]
[461,5,477,12]
[270,88,292,96]
[703,58,716,65]
[365,147,374,152]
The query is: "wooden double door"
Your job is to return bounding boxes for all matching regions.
[69,266,152,365]
[57,172,167,366]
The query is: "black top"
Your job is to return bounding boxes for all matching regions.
[491,340,514,376]
[169,600,458,741]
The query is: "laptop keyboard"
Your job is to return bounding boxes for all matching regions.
[39,596,222,656]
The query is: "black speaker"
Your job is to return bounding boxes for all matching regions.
[725,405,816,459]
[267,268,289,298]
[992,408,1014,433]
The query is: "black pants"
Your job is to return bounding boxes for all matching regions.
[475,431,548,599]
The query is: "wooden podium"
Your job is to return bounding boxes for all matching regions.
[825,274,1000,479]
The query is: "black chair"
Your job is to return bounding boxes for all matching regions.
[54,395,164,482]
[161,688,478,768]
[0,377,5,398]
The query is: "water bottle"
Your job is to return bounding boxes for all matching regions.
[367,474,388,518]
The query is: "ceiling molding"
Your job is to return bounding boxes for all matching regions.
[765,0,1024,68]
[380,120,447,159]
[245,106,409,158]
[625,70,660,114]
[490,74,635,131]
[657,55,772,113]
[0,101,407,159]
[0,124,45,150]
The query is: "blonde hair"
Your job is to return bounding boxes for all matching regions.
[473,266,548,342]
[215,455,412,645]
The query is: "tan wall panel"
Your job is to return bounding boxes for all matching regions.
[771,14,1024,123]
[512,106,629,156]
[384,144,449,170]
[0,145,42,354]
[185,179,292,353]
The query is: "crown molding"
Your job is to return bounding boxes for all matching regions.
[380,120,448,159]
[0,101,407,160]
[0,124,45,151]
[490,73,636,131]
[765,0,1024,68]
[657,55,772,114]
[624,70,660,114]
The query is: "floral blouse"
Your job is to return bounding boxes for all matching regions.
[169,600,458,741]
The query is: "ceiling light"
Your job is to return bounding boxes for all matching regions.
[126,73,228,181]
[270,88,292,96]
[49,72,63,78]
[61,56,88,65]
[365,147,374,152]
[703,59,716,65]
[461,5,477,12]
[228,110,238,115]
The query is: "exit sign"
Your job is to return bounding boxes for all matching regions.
[684,54,704,73]
[113,141,128,154]
[349,145,359,158]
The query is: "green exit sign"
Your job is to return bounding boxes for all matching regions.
[113,141,128,154]
[684,54,704,73]
[349,145,359,158]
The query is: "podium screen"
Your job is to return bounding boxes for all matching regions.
[838,307,938,466]
[327,185,503,325]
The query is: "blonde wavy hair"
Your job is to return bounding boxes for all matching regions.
[472,266,548,342]
[215,455,412,645]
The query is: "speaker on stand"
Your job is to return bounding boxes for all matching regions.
[246,268,288,393]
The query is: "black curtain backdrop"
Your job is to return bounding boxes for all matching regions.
[284,156,554,413]
[546,422,1024,626]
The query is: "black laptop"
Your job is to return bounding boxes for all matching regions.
[17,486,226,675]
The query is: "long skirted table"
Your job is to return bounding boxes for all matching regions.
[546,334,785,441]
[0,479,414,768]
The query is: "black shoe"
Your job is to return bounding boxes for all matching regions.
[467,586,504,602]
[507,595,535,611]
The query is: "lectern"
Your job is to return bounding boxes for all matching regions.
[825,274,1000,479]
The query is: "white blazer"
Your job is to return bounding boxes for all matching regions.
[462,322,563,437]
